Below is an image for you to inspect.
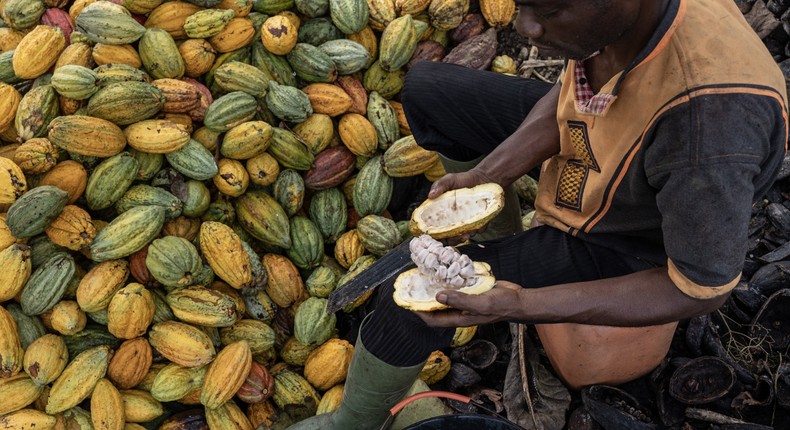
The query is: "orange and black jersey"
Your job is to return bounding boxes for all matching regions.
[533,0,789,299]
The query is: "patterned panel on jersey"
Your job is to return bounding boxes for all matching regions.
[556,121,599,211]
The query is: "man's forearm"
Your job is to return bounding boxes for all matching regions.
[473,84,562,187]
[517,267,729,326]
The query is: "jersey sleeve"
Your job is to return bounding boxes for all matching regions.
[644,92,787,299]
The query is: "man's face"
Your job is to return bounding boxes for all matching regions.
[514,0,641,60]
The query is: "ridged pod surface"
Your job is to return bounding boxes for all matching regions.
[47,115,127,157]
[75,1,147,44]
[46,345,112,414]
[262,253,308,307]
[6,185,68,239]
[329,0,370,34]
[0,373,43,415]
[200,340,252,409]
[44,204,96,251]
[0,244,31,302]
[91,378,125,430]
[139,28,186,79]
[148,321,216,367]
[236,190,291,249]
[23,334,68,386]
[379,14,419,71]
[0,306,24,378]
[270,364,321,421]
[87,81,164,126]
[165,286,239,327]
[200,221,253,290]
[107,283,155,339]
[15,84,60,141]
[382,135,439,177]
[12,25,66,79]
[352,155,393,217]
[90,205,166,262]
[287,216,324,270]
[205,399,254,429]
[303,338,353,390]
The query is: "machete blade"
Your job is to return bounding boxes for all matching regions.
[326,238,413,314]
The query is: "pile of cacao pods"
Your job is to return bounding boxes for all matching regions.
[0,0,524,428]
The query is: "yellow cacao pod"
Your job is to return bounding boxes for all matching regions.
[0,243,31,302]
[107,337,152,390]
[46,345,112,415]
[39,160,88,204]
[13,25,66,79]
[107,283,155,339]
[0,372,42,415]
[92,43,142,68]
[200,340,252,409]
[0,83,21,133]
[0,305,23,378]
[200,221,253,290]
[303,338,354,390]
[45,204,96,251]
[338,113,378,157]
[147,321,216,367]
[120,389,164,423]
[91,378,125,430]
[49,301,87,336]
[0,409,57,430]
[76,259,129,312]
[260,15,297,56]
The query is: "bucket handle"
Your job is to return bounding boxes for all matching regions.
[379,391,472,430]
[379,390,526,430]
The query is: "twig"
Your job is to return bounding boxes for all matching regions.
[518,46,565,83]
[685,408,747,425]
[517,324,540,429]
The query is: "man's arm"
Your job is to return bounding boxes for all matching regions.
[417,267,729,328]
[428,84,563,198]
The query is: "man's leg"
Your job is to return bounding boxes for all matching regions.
[402,62,554,240]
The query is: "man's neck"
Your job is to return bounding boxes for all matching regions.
[586,0,672,92]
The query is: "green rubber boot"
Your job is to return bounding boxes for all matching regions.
[438,154,523,241]
[286,318,426,430]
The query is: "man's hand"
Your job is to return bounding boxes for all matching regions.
[427,170,499,199]
[414,281,524,328]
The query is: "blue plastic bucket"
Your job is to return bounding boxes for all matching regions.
[402,414,524,430]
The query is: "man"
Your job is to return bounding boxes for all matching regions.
[288,0,788,428]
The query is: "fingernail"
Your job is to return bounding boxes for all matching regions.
[436,293,447,303]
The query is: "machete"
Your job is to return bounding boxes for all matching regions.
[326,238,414,314]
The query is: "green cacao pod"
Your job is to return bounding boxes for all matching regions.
[366,90,400,149]
[264,81,313,123]
[214,61,270,98]
[293,296,335,346]
[286,216,324,270]
[268,127,315,170]
[146,236,203,289]
[379,14,419,72]
[20,252,75,316]
[204,91,258,132]
[115,184,183,220]
[75,1,147,45]
[90,205,166,262]
[86,81,164,126]
[138,28,185,79]
[286,43,338,83]
[51,65,99,100]
[6,185,68,238]
[329,0,369,34]
[273,169,305,217]
[165,139,220,181]
[85,152,139,211]
[318,39,370,75]
[235,190,291,249]
[356,214,401,256]
[15,84,59,141]
[309,187,347,242]
[352,155,393,217]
